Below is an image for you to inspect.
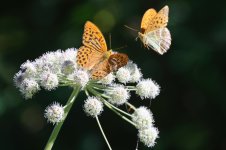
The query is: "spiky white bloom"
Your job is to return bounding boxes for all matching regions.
[35,50,62,74]
[138,126,159,147]
[40,72,59,90]
[116,67,131,83]
[20,60,37,77]
[132,106,154,129]
[70,69,89,88]
[84,97,103,117]
[44,102,64,124]
[61,60,76,75]
[14,71,25,89]
[106,85,130,105]
[127,63,143,83]
[62,48,77,64]
[41,50,62,66]
[136,79,160,99]
[99,73,115,85]
[20,79,40,99]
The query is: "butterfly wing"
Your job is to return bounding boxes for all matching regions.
[91,53,128,79]
[82,21,108,53]
[77,46,104,70]
[141,9,157,33]
[145,5,169,33]
[108,53,129,71]
[144,27,171,54]
[91,59,111,80]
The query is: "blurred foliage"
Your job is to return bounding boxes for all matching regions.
[0,0,226,150]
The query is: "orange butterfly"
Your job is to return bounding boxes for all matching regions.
[77,21,128,80]
[136,5,171,55]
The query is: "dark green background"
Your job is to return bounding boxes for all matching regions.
[0,0,225,150]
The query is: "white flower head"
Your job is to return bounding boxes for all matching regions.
[136,79,160,99]
[14,71,25,89]
[44,102,64,124]
[84,97,103,117]
[20,60,37,77]
[62,48,77,64]
[106,84,130,105]
[138,126,159,147]
[40,72,59,90]
[41,50,62,65]
[116,67,131,83]
[71,69,90,88]
[132,106,154,129]
[61,60,76,75]
[99,73,115,85]
[36,50,62,74]
[126,62,143,83]
[20,78,40,99]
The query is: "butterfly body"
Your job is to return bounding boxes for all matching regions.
[138,5,171,55]
[77,21,128,80]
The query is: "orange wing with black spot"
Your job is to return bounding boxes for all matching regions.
[82,21,107,52]
[145,5,169,33]
[141,9,157,33]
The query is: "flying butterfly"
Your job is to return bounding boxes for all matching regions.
[126,5,171,55]
[77,21,128,80]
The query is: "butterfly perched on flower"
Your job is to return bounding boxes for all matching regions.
[77,21,129,80]
[138,5,171,55]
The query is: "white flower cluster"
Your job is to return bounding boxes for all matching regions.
[14,48,90,99]
[14,48,162,148]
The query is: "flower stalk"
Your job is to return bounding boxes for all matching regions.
[44,85,81,150]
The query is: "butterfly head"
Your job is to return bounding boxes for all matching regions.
[103,50,112,59]
[138,32,144,42]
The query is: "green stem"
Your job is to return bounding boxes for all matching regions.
[104,99,133,117]
[125,102,136,111]
[95,116,112,150]
[44,85,81,150]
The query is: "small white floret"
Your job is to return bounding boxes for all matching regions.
[106,85,130,105]
[84,97,103,117]
[20,79,40,99]
[116,67,131,83]
[138,126,159,147]
[44,102,64,124]
[40,72,59,90]
[136,79,160,99]
[132,106,154,129]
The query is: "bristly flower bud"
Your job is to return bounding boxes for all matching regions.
[116,67,131,84]
[106,85,130,105]
[20,60,37,77]
[40,72,59,90]
[99,73,115,85]
[61,60,76,75]
[44,102,64,124]
[132,106,154,129]
[138,126,159,147]
[71,69,89,88]
[20,79,40,99]
[126,62,142,83]
[84,97,103,117]
[136,79,160,99]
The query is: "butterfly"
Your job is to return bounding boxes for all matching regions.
[138,5,171,55]
[77,21,129,80]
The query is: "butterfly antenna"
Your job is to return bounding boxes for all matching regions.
[109,33,112,49]
[135,139,139,150]
[112,45,128,51]
[124,25,139,32]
